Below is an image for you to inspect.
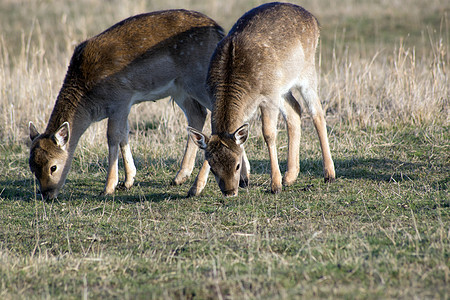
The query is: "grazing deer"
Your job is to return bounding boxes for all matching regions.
[29,10,224,199]
[188,2,335,197]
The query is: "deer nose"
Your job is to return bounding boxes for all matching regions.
[222,189,238,197]
[41,189,58,200]
[218,179,238,197]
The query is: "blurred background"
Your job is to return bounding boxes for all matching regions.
[0,0,448,147]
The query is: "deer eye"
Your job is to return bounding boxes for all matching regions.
[236,164,240,171]
[50,165,57,174]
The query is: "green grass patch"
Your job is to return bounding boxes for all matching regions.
[1,124,448,299]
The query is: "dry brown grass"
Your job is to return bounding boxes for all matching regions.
[0,0,448,147]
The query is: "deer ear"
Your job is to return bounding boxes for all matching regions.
[188,127,209,150]
[29,122,40,141]
[233,123,249,145]
[53,122,70,149]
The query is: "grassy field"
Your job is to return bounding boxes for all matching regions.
[0,0,449,298]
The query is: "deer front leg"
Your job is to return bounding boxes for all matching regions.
[119,120,136,190]
[282,92,302,186]
[173,97,207,185]
[173,134,199,185]
[239,148,250,188]
[120,142,136,189]
[187,159,210,197]
[103,119,121,195]
[103,143,120,195]
[261,106,282,194]
[103,116,135,195]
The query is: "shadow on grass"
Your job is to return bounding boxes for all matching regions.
[249,156,437,183]
[1,155,446,203]
[334,157,426,182]
[0,177,187,204]
[0,179,35,202]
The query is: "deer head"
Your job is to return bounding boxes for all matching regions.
[188,124,249,197]
[29,122,71,199]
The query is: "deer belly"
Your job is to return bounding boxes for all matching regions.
[130,79,177,104]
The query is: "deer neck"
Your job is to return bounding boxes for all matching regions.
[44,81,91,155]
[209,35,261,136]
[212,95,244,135]
[211,88,259,136]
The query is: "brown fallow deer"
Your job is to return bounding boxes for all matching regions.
[188,2,336,197]
[29,10,225,199]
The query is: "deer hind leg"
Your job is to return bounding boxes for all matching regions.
[298,80,335,182]
[282,91,302,186]
[173,96,208,186]
[261,105,282,194]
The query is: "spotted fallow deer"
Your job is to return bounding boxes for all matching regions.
[29,10,225,199]
[188,2,336,197]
